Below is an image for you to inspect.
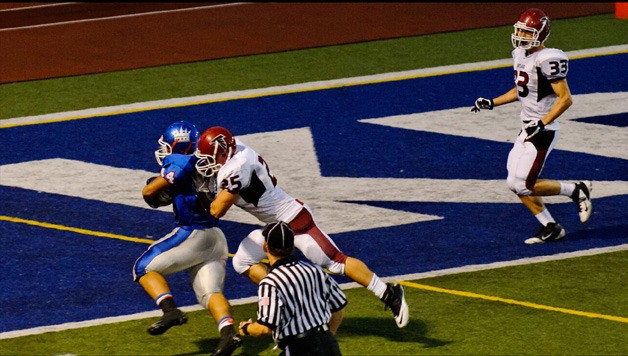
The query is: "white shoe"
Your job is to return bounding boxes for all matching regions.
[571,181,592,223]
[384,283,409,328]
[525,222,566,244]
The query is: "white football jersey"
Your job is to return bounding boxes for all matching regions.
[216,138,303,223]
[512,47,569,130]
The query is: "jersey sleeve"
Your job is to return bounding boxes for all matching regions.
[326,274,348,312]
[538,48,569,81]
[160,154,193,185]
[256,281,281,329]
[218,156,252,193]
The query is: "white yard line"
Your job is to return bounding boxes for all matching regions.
[0,2,252,32]
[0,2,78,12]
[1,244,625,339]
[1,45,626,129]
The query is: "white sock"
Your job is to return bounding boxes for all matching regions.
[559,182,576,197]
[218,316,234,332]
[367,274,388,299]
[535,209,555,226]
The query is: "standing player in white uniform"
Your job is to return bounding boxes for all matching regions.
[194,126,409,328]
[471,8,592,244]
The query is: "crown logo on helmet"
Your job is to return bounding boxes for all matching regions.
[172,127,192,142]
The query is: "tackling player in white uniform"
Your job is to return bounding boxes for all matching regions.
[194,126,409,328]
[471,8,592,244]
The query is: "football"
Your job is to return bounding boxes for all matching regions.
[145,176,174,208]
[155,187,174,206]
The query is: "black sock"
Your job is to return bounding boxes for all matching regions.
[220,324,235,337]
[158,297,177,313]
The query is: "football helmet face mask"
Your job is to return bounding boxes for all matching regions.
[511,8,550,50]
[195,126,237,178]
[155,121,200,166]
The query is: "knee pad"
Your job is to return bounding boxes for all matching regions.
[232,229,267,275]
[507,176,532,196]
[326,261,345,276]
[190,259,225,309]
[197,292,216,310]
[231,253,251,275]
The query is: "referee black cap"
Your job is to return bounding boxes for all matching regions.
[262,221,294,249]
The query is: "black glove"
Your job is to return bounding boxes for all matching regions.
[523,120,545,140]
[471,97,493,112]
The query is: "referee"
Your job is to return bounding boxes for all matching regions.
[238,221,347,356]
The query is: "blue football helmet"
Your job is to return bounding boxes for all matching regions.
[155,121,200,165]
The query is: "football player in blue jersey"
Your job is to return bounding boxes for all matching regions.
[133,121,242,356]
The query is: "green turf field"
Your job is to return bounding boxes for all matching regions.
[0,251,626,355]
[0,14,626,120]
[0,13,626,356]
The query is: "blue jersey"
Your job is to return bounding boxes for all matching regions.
[160,153,219,229]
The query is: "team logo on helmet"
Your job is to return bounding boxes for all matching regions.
[172,127,192,142]
[210,134,228,150]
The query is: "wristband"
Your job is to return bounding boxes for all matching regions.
[242,323,250,335]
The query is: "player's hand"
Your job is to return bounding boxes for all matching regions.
[524,120,545,140]
[239,319,253,336]
[471,97,493,112]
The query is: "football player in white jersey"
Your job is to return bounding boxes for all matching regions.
[194,126,409,328]
[471,8,592,244]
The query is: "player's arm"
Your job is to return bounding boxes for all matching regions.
[142,175,171,199]
[492,87,519,107]
[238,318,272,337]
[209,189,239,218]
[471,87,517,112]
[142,175,175,208]
[540,78,573,125]
[329,307,345,334]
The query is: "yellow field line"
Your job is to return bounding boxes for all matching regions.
[2,214,625,322]
[0,215,241,258]
[400,280,628,324]
[0,215,154,244]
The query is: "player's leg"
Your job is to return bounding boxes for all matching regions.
[190,228,242,355]
[133,227,212,335]
[232,229,270,284]
[519,130,592,222]
[528,176,592,223]
[506,131,565,244]
[292,205,409,328]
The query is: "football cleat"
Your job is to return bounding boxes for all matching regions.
[571,181,592,223]
[212,332,243,356]
[383,283,409,328]
[147,308,188,336]
[525,222,566,244]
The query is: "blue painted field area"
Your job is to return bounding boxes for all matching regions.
[0,54,626,333]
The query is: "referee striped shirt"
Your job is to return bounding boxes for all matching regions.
[256,255,347,341]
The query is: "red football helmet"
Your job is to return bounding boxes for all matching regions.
[194,126,237,177]
[511,8,551,50]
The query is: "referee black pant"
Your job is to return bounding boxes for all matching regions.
[280,329,341,356]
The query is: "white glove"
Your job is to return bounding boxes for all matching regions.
[523,120,545,140]
[471,97,493,112]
